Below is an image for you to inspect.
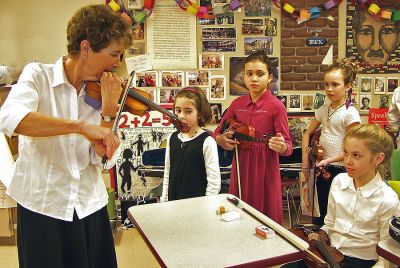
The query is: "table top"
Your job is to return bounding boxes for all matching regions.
[128,193,309,268]
[377,238,400,265]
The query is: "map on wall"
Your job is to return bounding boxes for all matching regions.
[345,0,400,74]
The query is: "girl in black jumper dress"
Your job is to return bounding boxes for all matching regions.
[161,87,221,201]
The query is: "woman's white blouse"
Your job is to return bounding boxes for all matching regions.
[0,57,120,221]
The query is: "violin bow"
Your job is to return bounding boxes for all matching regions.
[227,196,328,267]
[102,71,135,169]
[234,143,242,200]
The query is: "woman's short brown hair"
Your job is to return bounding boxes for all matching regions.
[67,5,132,56]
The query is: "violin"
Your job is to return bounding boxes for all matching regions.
[309,129,331,180]
[86,81,189,133]
[221,118,271,150]
[291,226,344,268]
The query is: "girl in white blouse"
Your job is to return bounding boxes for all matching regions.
[321,124,400,268]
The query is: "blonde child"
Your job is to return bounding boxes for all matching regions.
[161,87,221,201]
[321,124,400,267]
[214,50,292,224]
[302,58,361,226]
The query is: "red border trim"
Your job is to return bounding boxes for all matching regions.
[377,244,400,265]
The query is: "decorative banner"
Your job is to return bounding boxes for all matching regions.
[345,0,400,74]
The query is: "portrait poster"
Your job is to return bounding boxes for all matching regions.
[116,111,176,198]
[210,103,222,124]
[359,94,371,112]
[287,116,314,148]
[229,56,279,96]
[345,0,400,73]
[210,75,226,100]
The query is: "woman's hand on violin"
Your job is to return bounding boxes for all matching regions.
[216,131,239,151]
[80,122,120,159]
[268,133,288,154]
[100,72,122,114]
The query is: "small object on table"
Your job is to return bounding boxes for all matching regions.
[256,225,276,239]
[216,205,226,215]
[222,211,240,222]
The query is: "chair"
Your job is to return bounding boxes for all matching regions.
[391,149,400,181]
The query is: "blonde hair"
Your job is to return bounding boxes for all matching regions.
[325,58,359,85]
[344,124,394,178]
[174,87,212,127]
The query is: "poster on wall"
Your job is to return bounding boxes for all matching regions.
[229,56,279,96]
[345,0,400,73]
[146,0,197,69]
[116,111,176,198]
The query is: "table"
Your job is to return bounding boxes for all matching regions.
[128,193,309,268]
[377,238,400,268]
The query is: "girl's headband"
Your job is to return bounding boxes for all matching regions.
[181,87,199,94]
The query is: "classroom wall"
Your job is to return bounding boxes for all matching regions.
[0,0,382,123]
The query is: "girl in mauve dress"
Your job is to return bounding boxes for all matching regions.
[214,51,292,224]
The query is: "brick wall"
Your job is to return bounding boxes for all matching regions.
[280,0,339,91]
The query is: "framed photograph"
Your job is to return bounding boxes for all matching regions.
[360,77,372,93]
[186,71,210,87]
[302,94,314,111]
[388,77,399,94]
[242,19,264,35]
[210,75,226,100]
[210,103,222,124]
[244,37,273,55]
[202,27,236,40]
[359,94,371,112]
[199,53,224,70]
[265,18,277,36]
[379,95,390,108]
[216,13,234,25]
[276,94,288,110]
[351,92,358,105]
[134,71,158,88]
[126,41,145,56]
[132,22,144,41]
[374,77,386,94]
[128,0,143,9]
[160,71,184,88]
[202,40,236,52]
[313,93,326,109]
[244,0,271,16]
[288,94,301,112]
[198,17,216,25]
[159,88,179,104]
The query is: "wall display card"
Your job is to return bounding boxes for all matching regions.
[374,77,386,94]
[244,37,273,55]
[134,71,158,88]
[199,53,224,70]
[160,71,184,88]
[388,78,399,94]
[302,94,314,112]
[360,77,373,93]
[288,94,301,112]
[244,0,271,17]
[379,95,390,108]
[276,95,288,110]
[125,54,153,75]
[313,93,326,110]
[210,75,226,100]
[159,88,179,104]
[210,103,222,124]
[186,71,210,87]
[360,94,371,112]
[242,19,264,35]
[146,0,197,69]
[265,18,277,36]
